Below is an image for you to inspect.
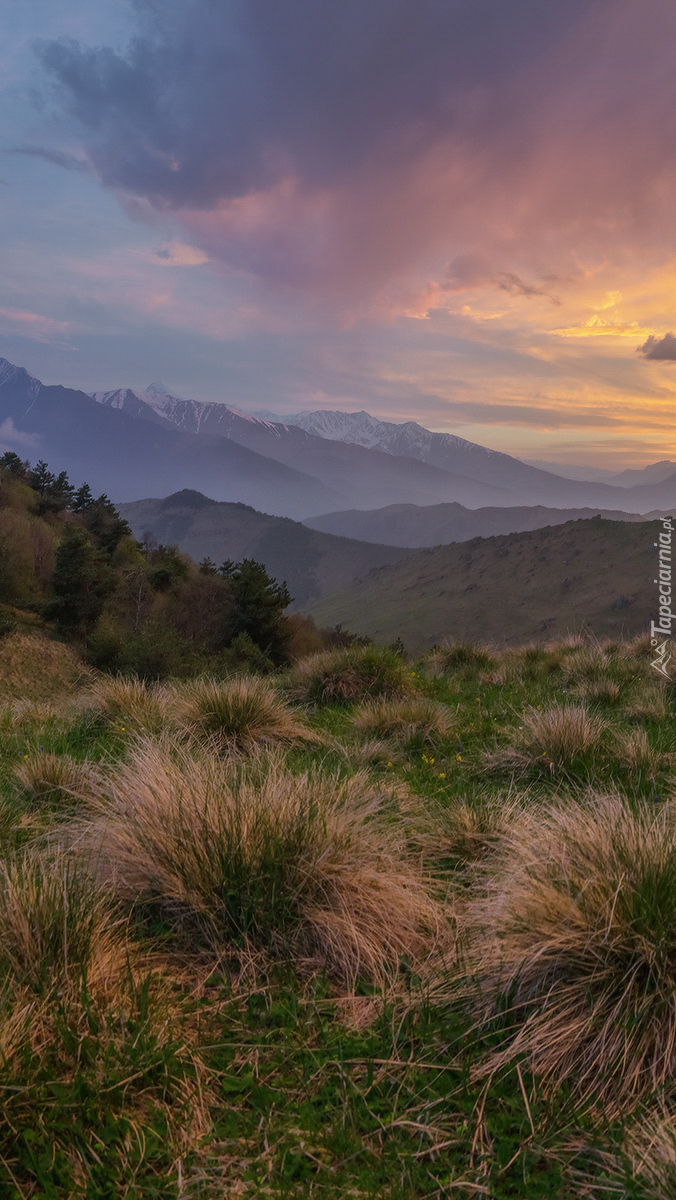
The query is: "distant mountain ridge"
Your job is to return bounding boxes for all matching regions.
[91,382,676,510]
[3,356,676,518]
[89,382,525,510]
[304,501,653,548]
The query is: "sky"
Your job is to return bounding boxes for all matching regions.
[2,0,676,468]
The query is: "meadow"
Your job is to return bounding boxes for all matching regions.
[1,628,676,1197]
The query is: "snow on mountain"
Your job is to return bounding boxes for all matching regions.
[92,385,284,438]
[0,357,40,399]
[251,407,502,462]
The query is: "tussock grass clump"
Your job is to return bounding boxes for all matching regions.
[463,794,676,1108]
[73,739,441,985]
[624,681,668,721]
[179,675,314,751]
[0,632,89,701]
[612,728,670,776]
[0,850,124,998]
[428,639,498,675]
[352,695,454,750]
[86,674,180,734]
[14,751,100,808]
[620,632,657,660]
[481,642,556,685]
[425,793,532,868]
[572,674,622,705]
[485,703,609,776]
[291,645,414,705]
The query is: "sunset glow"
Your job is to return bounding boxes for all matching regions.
[2,0,676,466]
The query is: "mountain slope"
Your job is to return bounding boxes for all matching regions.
[0,359,350,517]
[307,518,659,651]
[254,407,676,509]
[91,384,524,509]
[304,502,650,547]
[117,490,412,608]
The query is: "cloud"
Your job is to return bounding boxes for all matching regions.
[40,0,676,306]
[0,307,70,342]
[153,242,209,266]
[0,418,41,454]
[638,332,676,360]
[8,145,91,173]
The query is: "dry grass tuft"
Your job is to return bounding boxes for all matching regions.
[612,729,671,776]
[351,695,454,749]
[178,675,315,751]
[620,632,658,660]
[291,645,414,704]
[624,682,669,721]
[334,737,405,768]
[485,703,609,775]
[0,849,126,999]
[0,632,90,701]
[424,793,533,868]
[85,674,181,734]
[71,739,442,986]
[461,793,676,1109]
[14,751,100,807]
[571,674,622,705]
[428,640,498,675]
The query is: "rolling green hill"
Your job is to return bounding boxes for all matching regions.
[118,490,412,609]
[307,517,662,650]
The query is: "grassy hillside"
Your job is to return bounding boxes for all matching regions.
[1,631,675,1196]
[118,490,411,607]
[308,516,659,650]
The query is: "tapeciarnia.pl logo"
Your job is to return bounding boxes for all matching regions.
[651,517,674,678]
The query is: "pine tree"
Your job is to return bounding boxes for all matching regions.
[222,559,292,665]
[46,526,114,635]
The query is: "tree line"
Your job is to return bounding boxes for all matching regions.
[0,453,323,676]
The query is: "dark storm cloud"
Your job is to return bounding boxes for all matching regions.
[37,0,595,206]
[638,333,676,361]
[33,0,676,304]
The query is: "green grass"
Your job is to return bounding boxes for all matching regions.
[0,636,675,1196]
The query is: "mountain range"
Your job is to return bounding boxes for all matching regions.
[304,501,651,548]
[307,517,659,651]
[116,490,411,608]
[92,386,676,511]
[2,356,676,521]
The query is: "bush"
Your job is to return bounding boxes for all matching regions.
[72,740,442,985]
[291,645,414,704]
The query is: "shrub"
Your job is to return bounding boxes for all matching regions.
[462,793,676,1108]
[291,645,414,704]
[73,740,442,985]
[178,675,314,751]
[352,696,454,750]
